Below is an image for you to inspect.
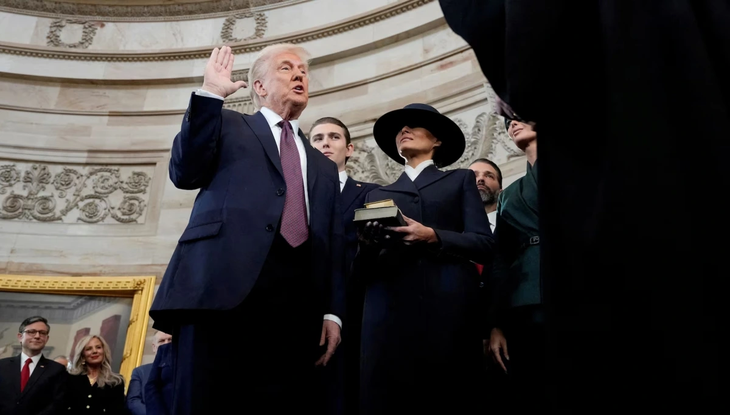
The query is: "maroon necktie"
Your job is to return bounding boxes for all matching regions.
[278,120,309,247]
[20,358,31,392]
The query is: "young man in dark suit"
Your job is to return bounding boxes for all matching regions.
[310,117,380,414]
[0,316,68,415]
[149,44,345,414]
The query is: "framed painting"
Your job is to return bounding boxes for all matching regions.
[0,275,155,390]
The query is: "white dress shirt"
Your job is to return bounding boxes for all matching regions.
[338,170,348,192]
[194,89,339,328]
[20,352,41,376]
[404,159,435,181]
[487,210,497,233]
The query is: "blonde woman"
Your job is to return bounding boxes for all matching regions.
[66,335,125,415]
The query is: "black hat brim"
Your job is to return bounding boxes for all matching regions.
[373,108,465,167]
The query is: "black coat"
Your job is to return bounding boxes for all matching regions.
[0,355,67,415]
[65,374,125,415]
[440,0,730,411]
[150,93,345,329]
[354,166,493,414]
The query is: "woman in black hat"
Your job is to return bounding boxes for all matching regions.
[353,103,494,415]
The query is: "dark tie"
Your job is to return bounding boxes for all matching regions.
[20,358,31,392]
[278,120,309,247]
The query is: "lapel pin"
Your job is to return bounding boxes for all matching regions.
[356,184,362,187]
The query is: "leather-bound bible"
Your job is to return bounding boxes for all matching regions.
[353,199,407,227]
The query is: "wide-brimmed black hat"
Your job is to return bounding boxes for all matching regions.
[373,103,465,167]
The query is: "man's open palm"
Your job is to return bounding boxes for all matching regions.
[202,46,247,98]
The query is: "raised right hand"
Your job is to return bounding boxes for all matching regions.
[201,46,247,98]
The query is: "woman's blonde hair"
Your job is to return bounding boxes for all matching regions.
[70,335,124,387]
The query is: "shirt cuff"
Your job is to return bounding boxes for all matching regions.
[323,314,342,328]
[195,89,224,101]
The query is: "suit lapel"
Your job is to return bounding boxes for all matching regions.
[8,355,21,396]
[301,132,319,229]
[301,130,319,197]
[413,165,453,190]
[245,111,284,178]
[341,177,366,212]
[21,355,46,397]
[381,172,419,197]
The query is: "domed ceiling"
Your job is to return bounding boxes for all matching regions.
[0,0,299,20]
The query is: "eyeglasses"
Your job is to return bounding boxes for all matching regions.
[22,329,49,337]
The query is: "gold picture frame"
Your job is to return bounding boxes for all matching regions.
[0,275,155,391]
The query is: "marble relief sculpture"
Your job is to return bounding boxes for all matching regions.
[0,163,151,223]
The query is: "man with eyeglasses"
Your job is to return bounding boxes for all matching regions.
[0,316,69,415]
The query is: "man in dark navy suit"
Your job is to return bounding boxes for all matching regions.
[125,331,171,415]
[0,316,68,415]
[149,44,345,414]
[310,117,380,415]
[143,343,173,415]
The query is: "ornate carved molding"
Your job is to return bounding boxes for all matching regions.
[0,0,305,22]
[231,68,249,83]
[0,162,153,224]
[0,0,435,61]
[220,13,268,43]
[46,19,99,49]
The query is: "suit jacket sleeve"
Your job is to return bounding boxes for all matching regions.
[169,93,225,190]
[37,365,68,415]
[144,349,168,415]
[486,208,510,332]
[329,166,347,319]
[432,170,495,264]
[126,367,146,415]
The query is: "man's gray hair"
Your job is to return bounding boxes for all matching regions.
[249,43,311,110]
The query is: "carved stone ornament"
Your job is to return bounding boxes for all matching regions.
[46,19,99,49]
[0,0,295,21]
[221,12,268,43]
[0,163,152,224]
[0,0,433,62]
[346,111,523,185]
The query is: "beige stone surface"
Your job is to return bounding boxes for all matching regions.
[0,0,524,282]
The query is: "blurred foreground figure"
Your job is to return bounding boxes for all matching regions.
[440,1,729,412]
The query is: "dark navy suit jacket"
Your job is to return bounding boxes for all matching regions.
[0,355,68,415]
[144,344,172,415]
[341,176,381,270]
[126,363,151,415]
[150,93,345,329]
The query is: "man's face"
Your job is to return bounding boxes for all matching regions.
[310,123,353,171]
[256,52,309,113]
[151,331,172,354]
[469,161,501,205]
[17,321,49,355]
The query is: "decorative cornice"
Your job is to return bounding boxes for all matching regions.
[0,0,306,22]
[0,0,435,62]
[0,44,469,117]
